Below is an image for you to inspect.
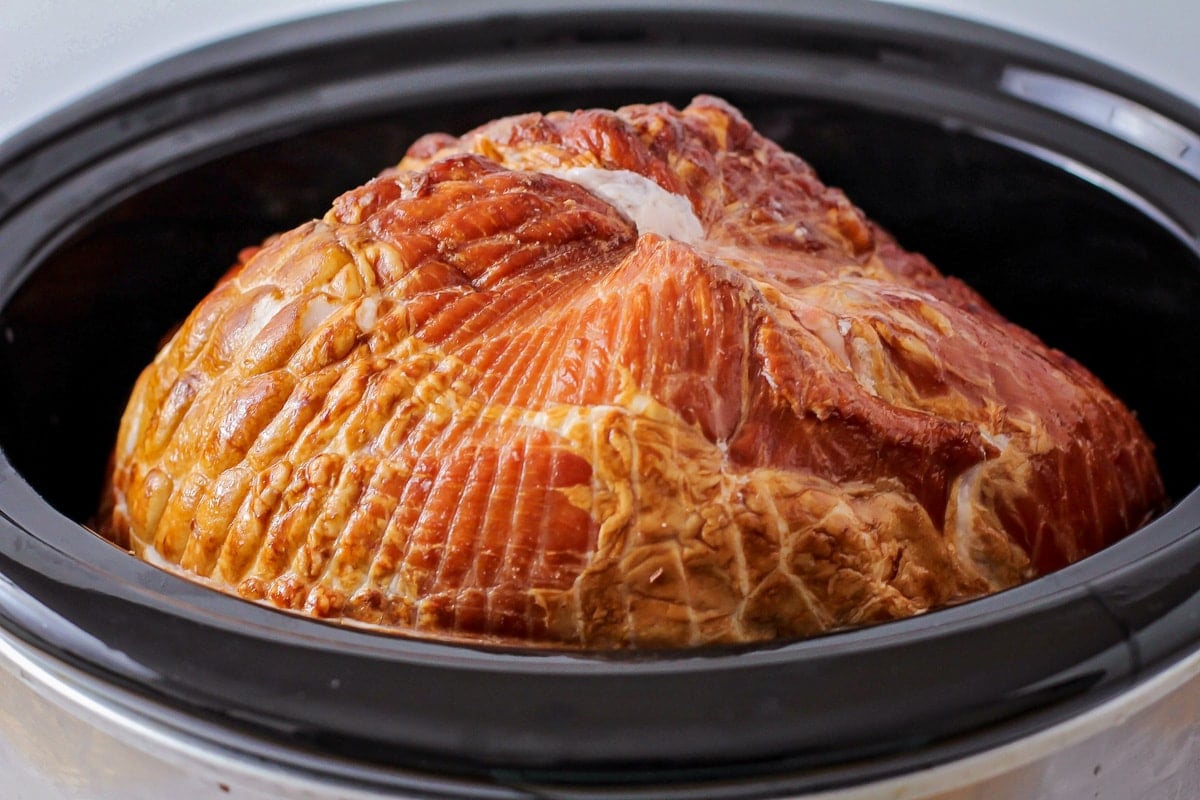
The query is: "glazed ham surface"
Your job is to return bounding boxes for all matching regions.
[100,96,1164,647]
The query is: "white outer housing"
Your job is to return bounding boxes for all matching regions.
[2,621,1200,800]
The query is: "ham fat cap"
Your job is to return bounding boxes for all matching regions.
[99,96,1164,648]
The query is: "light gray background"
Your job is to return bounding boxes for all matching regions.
[2,0,1199,146]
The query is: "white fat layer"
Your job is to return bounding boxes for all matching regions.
[954,429,1012,582]
[301,296,339,337]
[981,430,1010,450]
[547,167,704,245]
[848,336,878,396]
[954,462,986,570]
[143,543,173,569]
[354,296,379,333]
[807,311,852,364]
[244,294,287,341]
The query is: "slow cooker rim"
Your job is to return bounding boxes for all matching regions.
[4,615,1199,800]
[1,0,1199,794]
[5,457,1198,670]
[3,465,1199,796]
[7,0,1200,215]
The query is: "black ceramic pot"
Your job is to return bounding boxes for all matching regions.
[0,2,1197,798]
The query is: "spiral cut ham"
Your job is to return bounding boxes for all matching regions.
[99,96,1164,648]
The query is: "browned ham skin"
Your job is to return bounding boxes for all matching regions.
[100,96,1163,648]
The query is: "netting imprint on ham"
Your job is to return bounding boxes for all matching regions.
[98,95,1165,648]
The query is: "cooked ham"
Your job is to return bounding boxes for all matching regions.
[99,96,1164,647]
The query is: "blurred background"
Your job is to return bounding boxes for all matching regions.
[2,0,1199,146]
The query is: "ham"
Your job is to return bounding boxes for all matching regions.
[99,96,1164,647]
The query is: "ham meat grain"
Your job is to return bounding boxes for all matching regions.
[99,96,1164,647]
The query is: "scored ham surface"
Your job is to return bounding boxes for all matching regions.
[99,96,1164,647]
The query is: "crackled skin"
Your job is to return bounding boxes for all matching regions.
[99,96,1164,647]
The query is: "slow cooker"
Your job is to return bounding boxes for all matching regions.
[1,2,1198,798]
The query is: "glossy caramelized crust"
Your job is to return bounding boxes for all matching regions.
[99,96,1164,647]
